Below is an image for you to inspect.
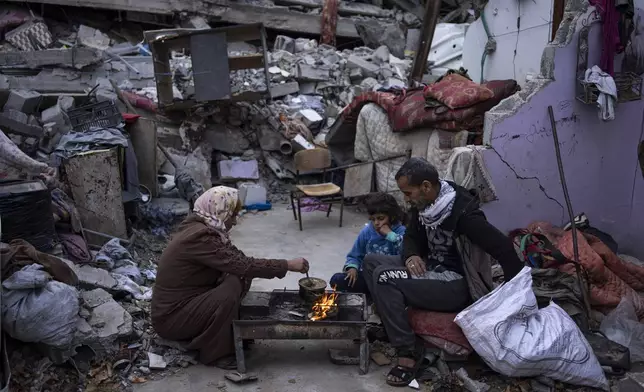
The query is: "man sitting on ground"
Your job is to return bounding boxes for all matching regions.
[362,157,523,387]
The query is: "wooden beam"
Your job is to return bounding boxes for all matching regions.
[4,0,359,38]
[409,0,442,83]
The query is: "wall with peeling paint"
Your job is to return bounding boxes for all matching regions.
[462,0,557,86]
[481,3,644,258]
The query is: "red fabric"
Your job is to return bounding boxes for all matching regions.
[527,221,644,320]
[590,0,620,75]
[122,91,158,113]
[408,309,473,354]
[122,113,141,123]
[338,79,519,133]
[424,74,494,109]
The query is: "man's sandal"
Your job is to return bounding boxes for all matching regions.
[386,346,425,387]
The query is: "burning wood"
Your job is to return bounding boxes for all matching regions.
[309,286,338,321]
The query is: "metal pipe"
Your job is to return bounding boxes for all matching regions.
[408,0,442,84]
[280,140,293,155]
[547,105,592,331]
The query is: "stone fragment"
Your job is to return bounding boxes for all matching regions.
[349,67,363,82]
[347,55,380,78]
[0,109,43,137]
[218,159,259,180]
[148,352,167,370]
[41,104,71,134]
[241,291,272,317]
[270,81,300,98]
[354,20,406,59]
[78,25,111,50]
[4,90,42,114]
[274,35,295,53]
[76,265,119,291]
[372,46,390,65]
[81,289,133,341]
[294,38,317,53]
[296,64,330,82]
[205,124,250,155]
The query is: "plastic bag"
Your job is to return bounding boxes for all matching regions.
[455,267,608,390]
[600,296,644,362]
[1,264,80,348]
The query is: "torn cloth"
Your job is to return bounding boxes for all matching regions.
[52,127,129,159]
[531,268,585,326]
[0,239,78,285]
[590,0,621,75]
[584,65,617,121]
[527,221,644,320]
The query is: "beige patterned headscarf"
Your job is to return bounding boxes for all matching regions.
[193,186,239,231]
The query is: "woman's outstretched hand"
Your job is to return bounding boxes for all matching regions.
[287,258,310,273]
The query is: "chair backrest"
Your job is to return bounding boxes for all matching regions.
[294,148,332,172]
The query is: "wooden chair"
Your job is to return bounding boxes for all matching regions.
[290,148,344,231]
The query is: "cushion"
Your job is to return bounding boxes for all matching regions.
[424,74,494,110]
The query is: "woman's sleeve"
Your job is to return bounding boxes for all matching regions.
[200,236,289,279]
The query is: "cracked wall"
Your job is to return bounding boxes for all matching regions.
[480,0,644,258]
[462,0,558,86]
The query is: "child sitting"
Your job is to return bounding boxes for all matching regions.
[330,192,406,295]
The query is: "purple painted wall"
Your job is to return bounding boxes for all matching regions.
[481,22,644,258]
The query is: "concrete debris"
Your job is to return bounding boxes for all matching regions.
[81,288,133,344]
[354,20,406,59]
[4,89,42,114]
[77,25,111,50]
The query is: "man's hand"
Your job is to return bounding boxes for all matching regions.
[377,224,392,236]
[405,256,426,278]
[345,268,358,287]
[287,258,310,273]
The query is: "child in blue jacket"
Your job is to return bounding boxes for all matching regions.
[330,192,406,295]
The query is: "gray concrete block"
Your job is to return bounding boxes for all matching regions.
[0,109,43,137]
[274,35,295,53]
[296,64,330,82]
[76,265,119,292]
[4,89,42,114]
[241,291,272,317]
[41,104,71,134]
[299,82,317,95]
[218,159,259,180]
[270,81,300,98]
[347,55,380,78]
[82,289,133,341]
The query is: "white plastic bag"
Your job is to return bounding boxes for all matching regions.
[600,296,644,362]
[455,267,608,390]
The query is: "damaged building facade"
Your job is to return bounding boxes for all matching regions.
[472,0,644,258]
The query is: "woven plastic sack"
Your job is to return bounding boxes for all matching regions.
[1,264,79,348]
[455,267,608,390]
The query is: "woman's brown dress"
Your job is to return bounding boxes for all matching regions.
[151,216,288,364]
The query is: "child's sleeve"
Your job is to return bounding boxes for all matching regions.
[344,227,369,271]
[385,225,406,255]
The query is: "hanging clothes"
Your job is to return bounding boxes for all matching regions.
[590,0,621,75]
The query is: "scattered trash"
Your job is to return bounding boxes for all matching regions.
[600,296,644,362]
[455,368,490,392]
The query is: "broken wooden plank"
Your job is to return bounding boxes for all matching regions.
[0,48,103,69]
[4,0,360,38]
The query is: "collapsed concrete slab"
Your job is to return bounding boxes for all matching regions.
[81,289,133,346]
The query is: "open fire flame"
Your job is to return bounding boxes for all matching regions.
[310,286,338,321]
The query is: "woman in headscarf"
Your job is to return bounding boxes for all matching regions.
[152,186,309,368]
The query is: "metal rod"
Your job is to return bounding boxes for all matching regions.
[408,0,442,84]
[547,105,592,331]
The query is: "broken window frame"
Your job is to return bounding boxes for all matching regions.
[144,23,271,111]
